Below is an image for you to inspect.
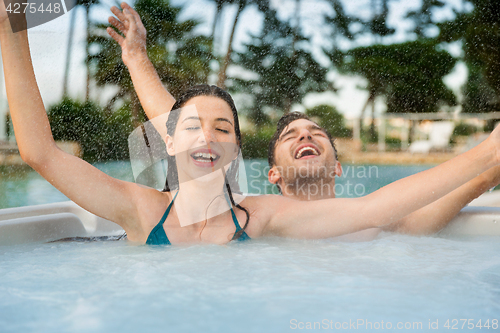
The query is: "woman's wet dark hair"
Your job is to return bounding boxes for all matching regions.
[162,84,249,240]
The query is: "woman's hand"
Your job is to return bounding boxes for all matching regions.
[107,2,147,66]
[0,0,28,34]
[0,0,8,25]
[106,1,176,120]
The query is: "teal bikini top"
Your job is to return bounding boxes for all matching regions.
[146,192,250,245]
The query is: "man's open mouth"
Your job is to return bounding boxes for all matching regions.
[190,149,220,167]
[294,145,320,159]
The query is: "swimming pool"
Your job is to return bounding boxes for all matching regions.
[1,235,499,332]
[0,160,433,208]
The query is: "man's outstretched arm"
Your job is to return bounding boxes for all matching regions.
[386,165,500,235]
[265,134,500,239]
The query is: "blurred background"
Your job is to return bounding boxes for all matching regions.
[0,0,499,206]
[2,0,500,159]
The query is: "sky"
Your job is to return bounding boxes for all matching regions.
[0,0,468,141]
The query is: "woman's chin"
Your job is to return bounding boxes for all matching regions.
[178,167,226,185]
[197,171,226,183]
[175,157,234,186]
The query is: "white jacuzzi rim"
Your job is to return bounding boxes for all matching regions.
[1,201,500,245]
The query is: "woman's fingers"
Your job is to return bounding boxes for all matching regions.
[122,7,136,25]
[122,8,141,34]
[107,27,124,46]
[110,5,127,23]
[110,5,133,35]
[121,2,143,24]
[120,2,134,12]
[108,16,126,35]
[108,3,146,51]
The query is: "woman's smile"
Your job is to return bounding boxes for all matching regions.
[190,148,221,168]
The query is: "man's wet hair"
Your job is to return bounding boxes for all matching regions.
[268,112,338,168]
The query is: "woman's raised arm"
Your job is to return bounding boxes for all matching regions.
[0,8,144,232]
[262,133,500,238]
[107,2,175,120]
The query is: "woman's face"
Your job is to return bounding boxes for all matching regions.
[166,95,239,183]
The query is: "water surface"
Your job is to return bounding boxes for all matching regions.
[0,236,498,332]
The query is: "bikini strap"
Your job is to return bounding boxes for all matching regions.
[146,191,178,245]
[223,191,242,231]
[157,191,178,225]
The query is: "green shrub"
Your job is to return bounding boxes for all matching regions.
[361,126,378,143]
[241,127,274,159]
[385,136,401,150]
[452,122,478,137]
[48,98,133,162]
[102,103,134,161]
[306,105,351,138]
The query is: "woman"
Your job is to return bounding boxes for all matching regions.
[146,84,251,244]
[1,5,500,246]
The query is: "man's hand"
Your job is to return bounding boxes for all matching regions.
[107,2,147,66]
[488,123,500,166]
[479,165,500,191]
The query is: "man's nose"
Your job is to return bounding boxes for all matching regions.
[298,129,312,141]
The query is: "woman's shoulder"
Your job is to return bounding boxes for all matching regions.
[123,182,174,208]
[122,185,174,241]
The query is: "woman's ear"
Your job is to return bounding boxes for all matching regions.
[165,134,175,156]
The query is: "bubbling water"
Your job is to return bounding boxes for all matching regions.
[1,234,499,332]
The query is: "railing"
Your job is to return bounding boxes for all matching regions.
[0,142,19,154]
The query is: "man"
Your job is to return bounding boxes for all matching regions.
[268,112,341,201]
[266,111,500,237]
[108,3,500,238]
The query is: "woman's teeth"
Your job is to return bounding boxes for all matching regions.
[192,152,219,162]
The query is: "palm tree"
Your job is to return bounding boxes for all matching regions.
[438,0,500,112]
[83,0,99,101]
[232,6,328,123]
[210,0,225,53]
[342,41,457,140]
[62,0,99,100]
[406,0,445,39]
[217,0,245,89]
[209,0,272,89]
[62,8,77,98]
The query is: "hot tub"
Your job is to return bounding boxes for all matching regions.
[0,202,499,332]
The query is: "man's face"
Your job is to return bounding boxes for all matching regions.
[268,119,342,190]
